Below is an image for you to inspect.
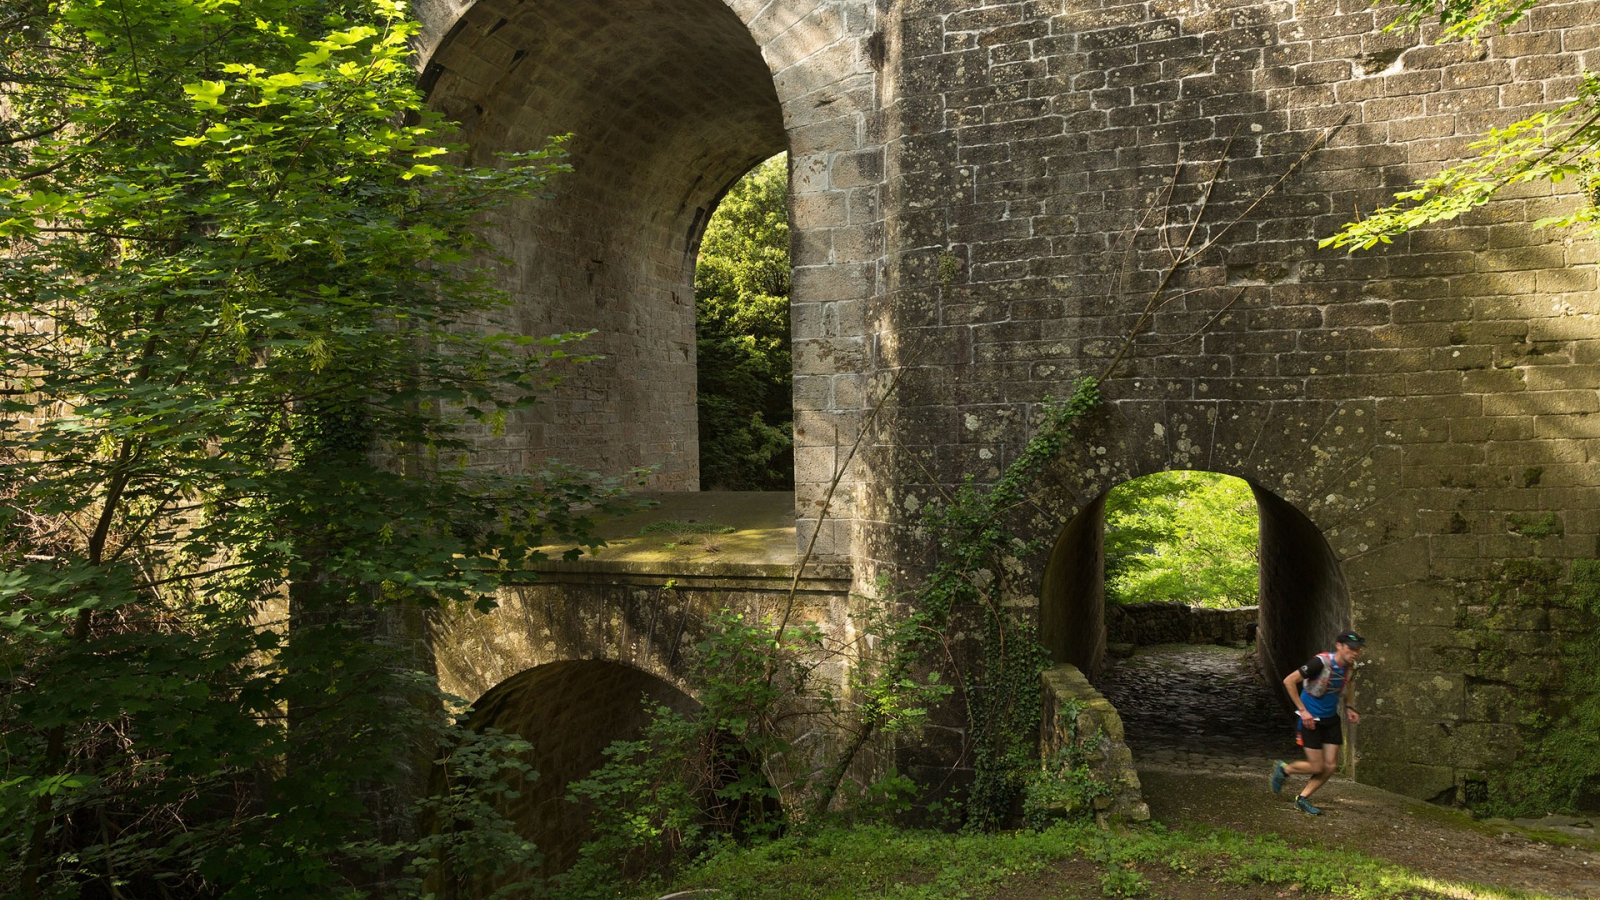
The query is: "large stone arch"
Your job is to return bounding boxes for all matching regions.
[430,580,718,704]
[411,0,884,554]
[1024,398,1384,694]
[400,0,1600,808]
[426,580,746,879]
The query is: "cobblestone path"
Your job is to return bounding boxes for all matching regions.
[1095,643,1289,766]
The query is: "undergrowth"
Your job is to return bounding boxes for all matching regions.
[640,822,1555,900]
[1021,700,1114,829]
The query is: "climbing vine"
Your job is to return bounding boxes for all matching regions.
[924,379,1104,829]
[813,379,1105,830]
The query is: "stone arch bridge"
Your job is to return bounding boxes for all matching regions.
[409,0,1600,848]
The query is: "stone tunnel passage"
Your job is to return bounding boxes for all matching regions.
[1040,472,1352,760]
[424,0,787,490]
[1096,644,1285,761]
[464,660,701,877]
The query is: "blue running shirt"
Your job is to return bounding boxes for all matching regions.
[1298,655,1347,720]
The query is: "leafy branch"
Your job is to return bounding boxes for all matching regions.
[1324,74,1600,250]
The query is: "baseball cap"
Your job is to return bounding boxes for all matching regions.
[1335,630,1365,647]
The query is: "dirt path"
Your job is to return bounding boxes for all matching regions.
[1087,643,1600,898]
[1137,753,1600,899]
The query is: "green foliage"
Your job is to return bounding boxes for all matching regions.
[1323,0,1598,250]
[1021,721,1114,829]
[694,154,793,490]
[654,824,1079,900]
[1505,512,1563,538]
[0,0,628,895]
[1379,0,1537,43]
[560,590,954,897]
[368,727,546,900]
[558,711,710,899]
[639,821,1532,900]
[937,251,962,285]
[1099,865,1150,897]
[1102,471,1259,609]
[557,611,800,898]
[1506,558,1600,813]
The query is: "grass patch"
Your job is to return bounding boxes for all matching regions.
[638,520,738,536]
[631,822,1565,900]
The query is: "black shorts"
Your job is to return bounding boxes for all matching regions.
[1296,716,1343,750]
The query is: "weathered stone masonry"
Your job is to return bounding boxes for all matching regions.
[864,0,1599,801]
[414,0,1600,805]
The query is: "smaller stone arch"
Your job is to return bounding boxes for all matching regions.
[464,659,701,876]
[1038,472,1352,694]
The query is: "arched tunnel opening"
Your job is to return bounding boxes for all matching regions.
[1040,473,1352,761]
[423,0,789,491]
[461,660,701,878]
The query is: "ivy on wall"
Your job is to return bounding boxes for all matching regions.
[886,378,1105,829]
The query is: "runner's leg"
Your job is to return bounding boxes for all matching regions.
[1301,744,1340,798]
[1284,745,1323,776]
[1284,721,1324,778]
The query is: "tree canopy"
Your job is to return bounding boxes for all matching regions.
[694,154,793,491]
[1102,472,1260,609]
[0,1,620,896]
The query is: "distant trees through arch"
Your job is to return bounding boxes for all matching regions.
[1041,471,1351,688]
[693,153,794,491]
[1103,471,1259,610]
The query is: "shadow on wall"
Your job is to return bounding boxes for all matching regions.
[1039,475,1351,696]
[461,660,701,879]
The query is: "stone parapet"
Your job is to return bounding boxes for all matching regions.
[1106,603,1258,648]
[1040,664,1150,826]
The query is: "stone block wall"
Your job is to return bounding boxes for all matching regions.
[416,0,885,502]
[862,0,1600,801]
[414,0,1600,804]
[1106,602,1257,647]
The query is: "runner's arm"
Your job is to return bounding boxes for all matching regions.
[1282,669,1314,725]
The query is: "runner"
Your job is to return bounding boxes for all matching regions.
[1268,631,1363,815]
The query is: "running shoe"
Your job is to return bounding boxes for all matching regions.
[1295,796,1321,816]
[1269,760,1287,794]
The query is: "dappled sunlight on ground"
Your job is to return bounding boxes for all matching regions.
[1140,765,1600,898]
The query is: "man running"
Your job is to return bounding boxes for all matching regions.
[1268,631,1363,815]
